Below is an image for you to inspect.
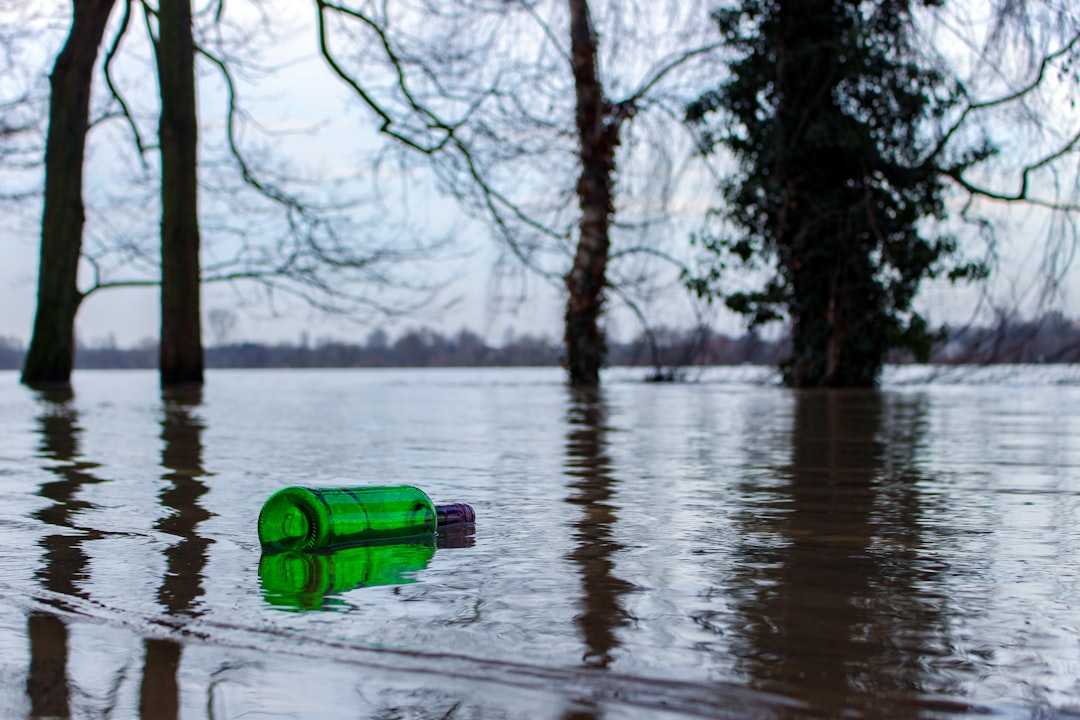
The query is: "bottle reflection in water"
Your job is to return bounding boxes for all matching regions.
[437,522,477,549]
[259,538,437,611]
[258,485,474,553]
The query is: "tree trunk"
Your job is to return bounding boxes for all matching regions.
[564,0,618,388]
[772,0,890,389]
[787,249,884,388]
[21,0,118,386]
[156,0,204,385]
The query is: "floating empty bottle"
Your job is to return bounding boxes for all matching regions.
[257,485,475,553]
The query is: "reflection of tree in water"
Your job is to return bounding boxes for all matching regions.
[32,386,106,599]
[565,388,634,669]
[730,391,952,714]
[154,385,213,614]
[140,385,214,720]
[28,386,106,718]
[559,388,635,720]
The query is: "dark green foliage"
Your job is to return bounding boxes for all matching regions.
[686,0,985,387]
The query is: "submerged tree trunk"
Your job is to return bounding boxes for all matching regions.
[771,0,893,389]
[786,239,886,388]
[155,0,203,385]
[564,0,619,388]
[21,0,118,386]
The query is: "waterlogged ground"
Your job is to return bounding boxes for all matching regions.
[1,365,1079,719]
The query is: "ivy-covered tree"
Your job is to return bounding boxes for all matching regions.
[686,0,984,387]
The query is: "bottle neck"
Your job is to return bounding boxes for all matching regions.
[435,503,475,527]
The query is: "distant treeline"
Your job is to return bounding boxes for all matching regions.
[1,313,1078,371]
[919,311,1080,364]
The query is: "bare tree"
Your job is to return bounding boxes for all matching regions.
[152,0,204,385]
[563,0,619,385]
[22,0,120,386]
[206,307,237,345]
[16,0,450,387]
[314,0,720,386]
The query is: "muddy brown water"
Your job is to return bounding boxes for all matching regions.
[1,366,1078,719]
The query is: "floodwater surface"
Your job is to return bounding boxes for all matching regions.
[1,366,1079,719]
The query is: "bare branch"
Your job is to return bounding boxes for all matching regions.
[315,0,455,154]
[102,0,150,163]
[622,41,724,108]
[315,0,572,279]
[930,31,1080,161]
[943,132,1080,212]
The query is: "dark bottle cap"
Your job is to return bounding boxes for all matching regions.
[435,502,475,527]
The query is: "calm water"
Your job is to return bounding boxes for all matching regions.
[1,365,1079,719]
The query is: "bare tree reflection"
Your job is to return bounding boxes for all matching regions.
[154,385,212,614]
[28,386,105,719]
[561,706,603,720]
[560,388,635,720]
[729,391,952,714]
[32,386,105,600]
[140,639,181,720]
[139,385,213,719]
[26,612,69,720]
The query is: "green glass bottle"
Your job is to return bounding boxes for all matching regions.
[259,538,437,611]
[257,485,475,553]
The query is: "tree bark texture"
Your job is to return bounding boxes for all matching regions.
[21,0,118,386]
[156,0,204,385]
[564,0,618,388]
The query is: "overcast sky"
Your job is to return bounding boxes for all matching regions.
[2,0,1078,350]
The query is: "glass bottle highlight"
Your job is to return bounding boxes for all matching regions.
[257,485,475,553]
